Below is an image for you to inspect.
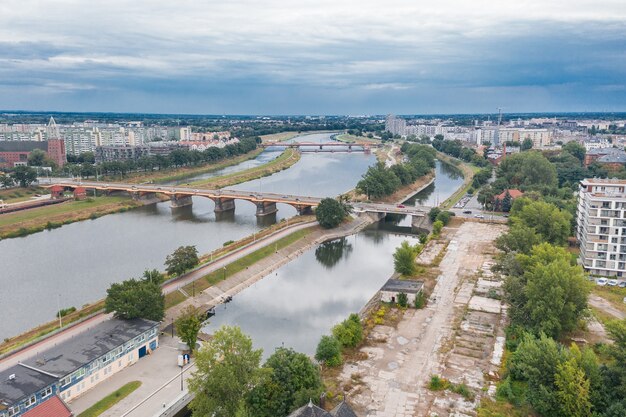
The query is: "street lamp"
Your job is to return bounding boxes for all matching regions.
[222,266,226,281]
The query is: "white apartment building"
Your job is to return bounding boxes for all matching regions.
[577,178,626,277]
[385,114,406,136]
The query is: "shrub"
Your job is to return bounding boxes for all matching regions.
[397,292,408,307]
[432,220,444,236]
[414,292,426,309]
[56,306,76,318]
[428,375,449,391]
[332,314,363,348]
[223,240,234,247]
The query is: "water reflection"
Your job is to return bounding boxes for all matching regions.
[314,238,353,269]
[202,228,419,357]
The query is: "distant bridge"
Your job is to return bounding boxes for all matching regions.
[260,142,379,152]
[42,180,428,220]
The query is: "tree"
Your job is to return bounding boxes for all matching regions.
[521,138,533,151]
[175,306,205,352]
[315,198,346,229]
[246,347,323,417]
[165,245,199,276]
[189,326,263,417]
[432,220,444,236]
[511,199,572,246]
[393,240,419,276]
[428,207,441,222]
[507,243,589,338]
[501,190,512,212]
[27,149,47,166]
[10,166,37,187]
[496,152,557,189]
[495,224,542,254]
[142,269,165,284]
[104,279,165,321]
[332,314,363,348]
[562,142,586,163]
[397,292,408,307]
[555,358,592,417]
[314,335,342,367]
[0,173,14,188]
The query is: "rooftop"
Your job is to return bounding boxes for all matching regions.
[0,365,57,406]
[0,141,47,153]
[22,318,157,377]
[21,396,72,417]
[380,279,423,294]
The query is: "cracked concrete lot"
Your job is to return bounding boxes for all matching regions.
[339,222,506,417]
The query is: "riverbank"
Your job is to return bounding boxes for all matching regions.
[436,152,480,209]
[0,196,144,240]
[187,148,301,188]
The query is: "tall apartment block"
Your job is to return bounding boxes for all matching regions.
[577,178,626,277]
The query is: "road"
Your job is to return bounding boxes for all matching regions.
[589,294,626,320]
[0,220,317,373]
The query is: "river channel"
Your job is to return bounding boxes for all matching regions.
[0,133,375,340]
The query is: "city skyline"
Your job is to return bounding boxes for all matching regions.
[1,0,625,114]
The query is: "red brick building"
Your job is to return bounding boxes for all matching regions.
[0,141,66,169]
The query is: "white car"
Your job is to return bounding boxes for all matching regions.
[596,278,608,286]
[608,279,619,287]
[474,214,485,219]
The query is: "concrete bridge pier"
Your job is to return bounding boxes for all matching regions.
[256,201,278,216]
[411,214,431,233]
[170,194,193,209]
[213,197,235,212]
[131,191,160,204]
[293,204,314,215]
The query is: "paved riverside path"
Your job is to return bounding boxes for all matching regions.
[0,219,317,373]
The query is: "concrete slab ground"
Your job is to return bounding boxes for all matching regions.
[337,222,506,417]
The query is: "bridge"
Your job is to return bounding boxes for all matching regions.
[260,141,378,152]
[42,180,428,220]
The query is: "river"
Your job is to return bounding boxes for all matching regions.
[0,133,374,340]
[200,159,464,357]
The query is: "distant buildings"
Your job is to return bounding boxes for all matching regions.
[0,318,158,417]
[577,178,626,277]
[385,114,406,137]
[583,148,626,171]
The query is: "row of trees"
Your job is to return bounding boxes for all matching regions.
[356,144,436,199]
[314,314,363,368]
[431,137,490,167]
[492,194,626,415]
[0,166,38,188]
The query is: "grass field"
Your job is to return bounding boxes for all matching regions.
[0,186,47,203]
[592,285,626,315]
[78,381,141,417]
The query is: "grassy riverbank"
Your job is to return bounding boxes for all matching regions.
[0,196,141,240]
[335,133,380,144]
[0,186,47,204]
[187,148,300,188]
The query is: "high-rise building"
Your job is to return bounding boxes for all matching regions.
[46,117,66,167]
[385,114,406,136]
[577,178,626,277]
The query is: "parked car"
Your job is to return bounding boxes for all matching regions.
[397,204,406,208]
[474,214,485,219]
[596,278,608,286]
[618,281,626,288]
[608,279,619,287]
[463,210,472,214]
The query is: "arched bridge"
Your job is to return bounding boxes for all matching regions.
[260,142,379,152]
[44,181,320,217]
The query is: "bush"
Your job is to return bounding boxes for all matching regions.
[315,198,347,229]
[428,375,449,391]
[428,207,441,222]
[414,292,426,309]
[432,220,444,236]
[397,292,408,307]
[223,240,234,247]
[56,306,76,318]
[314,335,342,367]
[332,314,363,348]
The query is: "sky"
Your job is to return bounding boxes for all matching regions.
[0,0,625,115]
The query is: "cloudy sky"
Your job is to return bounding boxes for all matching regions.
[0,0,625,115]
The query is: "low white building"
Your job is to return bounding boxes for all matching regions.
[379,279,423,305]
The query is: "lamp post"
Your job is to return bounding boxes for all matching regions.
[222,266,226,281]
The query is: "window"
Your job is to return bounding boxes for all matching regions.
[25,395,36,407]
[8,406,18,417]
[60,376,71,387]
[41,386,52,399]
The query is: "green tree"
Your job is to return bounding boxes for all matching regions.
[104,279,165,321]
[332,314,363,348]
[397,292,408,307]
[511,199,572,246]
[562,142,586,163]
[521,138,533,151]
[10,166,37,187]
[246,348,322,417]
[27,149,47,166]
[496,152,557,189]
[432,220,444,236]
[435,211,453,225]
[0,173,14,188]
[315,198,347,229]
[142,269,165,284]
[393,240,419,276]
[189,326,263,417]
[428,207,441,222]
[554,358,592,417]
[314,335,342,367]
[501,190,512,212]
[165,245,199,276]
[495,224,542,254]
[175,306,205,352]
